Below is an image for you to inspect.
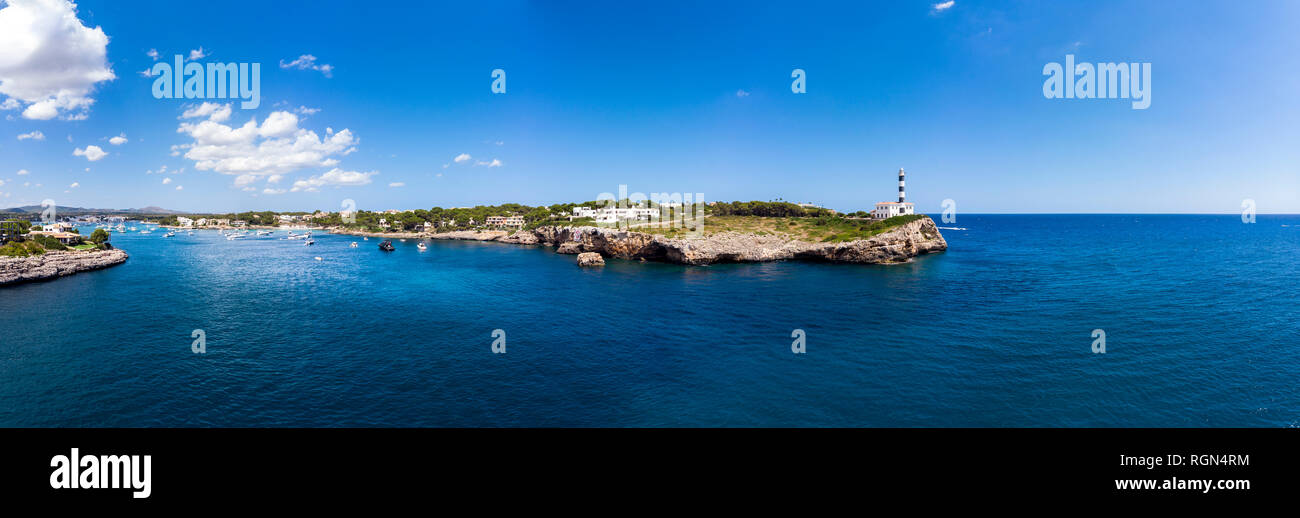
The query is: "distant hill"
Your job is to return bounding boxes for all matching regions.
[1,205,187,215]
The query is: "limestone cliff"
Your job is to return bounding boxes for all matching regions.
[0,249,129,286]
[495,217,947,265]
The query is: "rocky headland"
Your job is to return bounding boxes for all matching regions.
[381,216,949,265]
[0,249,129,286]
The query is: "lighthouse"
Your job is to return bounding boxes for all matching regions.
[871,167,916,220]
[898,167,905,203]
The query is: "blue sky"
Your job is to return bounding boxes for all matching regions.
[1,0,1297,213]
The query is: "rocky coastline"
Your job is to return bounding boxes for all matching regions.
[331,217,947,265]
[0,249,129,286]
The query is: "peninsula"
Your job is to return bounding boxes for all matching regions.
[331,213,947,266]
[0,223,128,286]
[0,249,128,286]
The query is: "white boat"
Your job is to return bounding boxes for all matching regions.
[417,242,428,251]
[350,242,358,248]
[163,232,175,238]
[304,239,315,246]
[226,234,240,240]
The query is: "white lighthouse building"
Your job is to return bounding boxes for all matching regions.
[871,168,915,219]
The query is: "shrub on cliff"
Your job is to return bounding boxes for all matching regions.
[29,234,68,251]
[0,240,45,257]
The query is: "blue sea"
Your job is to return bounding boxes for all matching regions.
[1,215,1297,427]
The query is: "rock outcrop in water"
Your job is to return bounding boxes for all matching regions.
[576,252,605,267]
[0,249,129,286]
[495,216,947,265]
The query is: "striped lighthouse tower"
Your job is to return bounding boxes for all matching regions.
[898,168,906,203]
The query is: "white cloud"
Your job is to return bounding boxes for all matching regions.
[17,130,44,141]
[441,163,449,169]
[932,1,955,12]
[175,185,183,190]
[258,111,298,138]
[294,105,320,115]
[146,48,159,61]
[262,188,285,195]
[188,47,206,61]
[22,100,58,120]
[73,144,106,161]
[180,102,231,122]
[162,177,172,185]
[17,169,29,175]
[108,132,127,145]
[68,181,78,188]
[0,98,17,110]
[279,54,333,77]
[453,153,471,163]
[290,168,376,192]
[176,110,360,187]
[735,89,750,98]
[267,174,283,184]
[475,158,502,167]
[0,0,116,120]
[388,182,405,188]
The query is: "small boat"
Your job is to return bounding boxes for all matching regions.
[350,242,358,248]
[417,242,427,251]
[163,232,175,238]
[314,256,322,261]
[378,240,395,251]
[304,239,315,246]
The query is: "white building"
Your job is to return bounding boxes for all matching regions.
[176,217,194,227]
[569,206,660,222]
[872,168,915,219]
[485,215,525,227]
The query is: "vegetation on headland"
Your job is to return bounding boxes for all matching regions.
[639,213,929,242]
[0,226,113,257]
[0,240,47,257]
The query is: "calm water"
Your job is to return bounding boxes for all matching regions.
[1,215,1297,427]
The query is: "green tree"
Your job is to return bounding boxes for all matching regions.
[89,228,110,244]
